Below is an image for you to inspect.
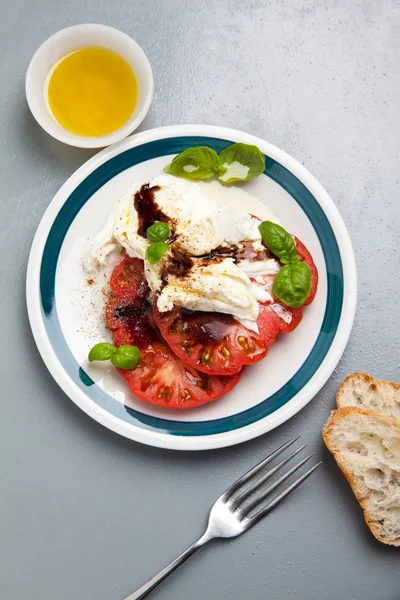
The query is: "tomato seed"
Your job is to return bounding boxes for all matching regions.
[180,340,194,354]
[158,385,173,399]
[201,350,211,364]
[218,345,231,364]
[238,335,251,353]
[237,335,257,355]
[141,370,156,390]
[181,389,191,400]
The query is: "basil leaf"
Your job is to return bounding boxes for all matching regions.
[88,342,116,362]
[272,262,311,308]
[146,241,168,265]
[218,143,265,183]
[258,221,297,264]
[111,345,141,370]
[147,221,170,243]
[164,146,220,180]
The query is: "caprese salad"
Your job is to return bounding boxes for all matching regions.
[84,144,318,409]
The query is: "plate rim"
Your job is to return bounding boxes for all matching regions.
[26,124,357,450]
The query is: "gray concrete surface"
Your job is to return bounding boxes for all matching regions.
[1,1,400,599]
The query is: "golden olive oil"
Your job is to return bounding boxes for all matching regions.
[48,47,138,137]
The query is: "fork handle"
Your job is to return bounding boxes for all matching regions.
[124,532,210,600]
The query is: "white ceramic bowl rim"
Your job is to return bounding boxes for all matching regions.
[25,24,154,148]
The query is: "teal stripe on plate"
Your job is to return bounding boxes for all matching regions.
[40,136,343,436]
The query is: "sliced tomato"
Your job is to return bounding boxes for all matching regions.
[106,257,241,408]
[106,294,147,331]
[153,303,302,376]
[292,236,318,305]
[153,236,318,376]
[109,254,147,301]
[153,306,265,376]
[105,255,150,330]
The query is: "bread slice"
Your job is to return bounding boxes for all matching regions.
[323,407,400,546]
[337,372,400,423]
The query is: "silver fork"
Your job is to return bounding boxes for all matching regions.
[125,438,321,600]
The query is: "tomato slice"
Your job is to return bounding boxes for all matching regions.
[106,257,241,408]
[106,255,151,330]
[109,254,148,300]
[153,236,318,376]
[293,236,318,305]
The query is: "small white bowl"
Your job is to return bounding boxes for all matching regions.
[25,24,154,148]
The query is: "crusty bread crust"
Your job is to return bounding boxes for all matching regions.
[336,372,400,422]
[337,372,400,398]
[323,406,400,546]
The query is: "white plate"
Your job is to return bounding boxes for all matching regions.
[26,125,357,450]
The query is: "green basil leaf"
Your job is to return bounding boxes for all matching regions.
[88,342,116,362]
[258,221,298,264]
[164,146,220,180]
[218,143,265,183]
[272,262,311,308]
[147,221,170,243]
[111,345,141,370]
[146,241,168,265]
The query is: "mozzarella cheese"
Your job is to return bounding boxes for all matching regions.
[84,174,283,331]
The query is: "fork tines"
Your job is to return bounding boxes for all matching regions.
[225,438,321,522]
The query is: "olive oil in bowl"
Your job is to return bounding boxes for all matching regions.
[47,47,138,137]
